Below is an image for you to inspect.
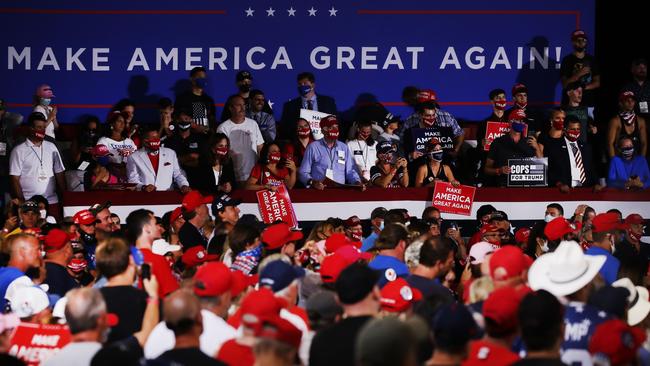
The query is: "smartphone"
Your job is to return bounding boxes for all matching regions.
[141,263,151,281]
[527,130,537,138]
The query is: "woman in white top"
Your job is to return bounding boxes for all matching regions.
[346,120,377,183]
[32,84,59,139]
[96,112,136,180]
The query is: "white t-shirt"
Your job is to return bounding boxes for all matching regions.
[9,139,65,203]
[144,309,236,358]
[216,118,264,181]
[34,105,56,138]
[42,341,102,366]
[96,136,137,164]
[347,139,377,182]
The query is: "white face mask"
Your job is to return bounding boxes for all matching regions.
[39,209,47,218]
[544,214,554,223]
[610,235,616,254]
[541,240,550,253]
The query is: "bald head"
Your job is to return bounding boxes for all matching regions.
[164,289,202,335]
[6,234,41,271]
[65,288,107,336]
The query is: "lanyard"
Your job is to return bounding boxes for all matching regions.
[29,143,44,168]
[356,140,369,169]
[325,141,336,170]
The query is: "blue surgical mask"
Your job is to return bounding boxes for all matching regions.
[41,98,52,106]
[511,122,526,133]
[195,78,208,89]
[430,151,444,161]
[298,85,312,96]
[96,156,111,167]
[544,214,554,223]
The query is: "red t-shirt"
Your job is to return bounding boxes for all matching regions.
[468,231,483,248]
[249,164,288,186]
[140,248,179,298]
[147,153,159,175]
[217,339,255,366]
[462,339,520,366]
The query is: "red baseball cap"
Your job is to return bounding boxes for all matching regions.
[571,29,588,41]
[625,213,644,225]
[170,207,183,224]
[325,233,355,253]
[182,246,219,268]
[344,216,362,228]
[511,83,528,96]
[239,288,286,327]
[230,270,258,298]
[255,315,302,349]
[73,209,97,225]
[262,223,304,250]
[335,245,372,262]
[592,213,626,233]
[489,246,527,281]
[619,91,636,103]
[182,191,213,212]
[508,108,527,122]
[90,144,112,157]
[544,217,580,241]
[193,261,232,297]
[319,115,339,129]
[319,253,351,284]
[43,229,72,253]
[417,89,438,104]
[483,286,530,333]
[514,227,531,244]
[380,278,422,313]
[589,319,646,365]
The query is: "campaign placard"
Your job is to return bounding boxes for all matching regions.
[507,157,548,187]
[483,121,528,151]
[411,127,455,153]
[431,181,476,216]
[256,184,298,227]
[299,109,331,140]
[8,323,72,366]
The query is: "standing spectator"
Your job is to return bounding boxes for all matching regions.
[615,214,650,282]
[158,97,175,140]
[174,66,217,133]
[370,140,409,188]
[211,193,241,234]
[163,109,207,184]
[193,133,237,194]
[0,233,42,310]
[621,58,650,118]
[473,88,508,185]
[368,224,410,283]
[361,207,387,252]
[607,136,650,189]
[281,118,314,170]
[177,191,213,251]
[216,95,264,184]
[9,112,65,217]
[560,30,600,108]
[221,70,273,121]
[244,142,297,191]
[355,317,417,366]
[96,112,137,180]
[546,118,600,192]
[43,228,78,297]
[405,237,455,302]
[246,89,277,143]
[588,319,646,366]
[32,84,58,139]
[298,115,362,189]
[414,138,459,187]
[73,209,99,270]
[427,303,479,366]
[505,83,543,134]
[347,120,378,183]
[89,201,118,240]
[563,82,597,144]
[309,263,379,366]
[607,91,647,158]
[279,72,337,139]
[111,99,140,146]
[0,99,23,216]
[537,108,566,154]
[584,213,622,285]
[126,129,190,192]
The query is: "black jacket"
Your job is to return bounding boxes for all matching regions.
[279,94,337,139]
[545,137,597,187]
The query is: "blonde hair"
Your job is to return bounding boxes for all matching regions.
[468,276,494,304]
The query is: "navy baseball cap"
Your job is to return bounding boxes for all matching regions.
[236,70,253,82]
[259,260,305,293]
[433,303,480,348]
[377,140,396,154]
[211,194,242,216]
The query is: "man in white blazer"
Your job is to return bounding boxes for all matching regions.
[127,129,191,193]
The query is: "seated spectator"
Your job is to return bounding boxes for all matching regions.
[96,112,137,179]
[217,95,265,185]
[174,66,217,133]
[414,138,459,187]
[484,110,542,186]
[298,115,363,189]
[245,142,297,191]
[546,117,601,192]
[607,136,650,189]
[282,118,314,170]
[376,113,403,154]
[85,145,124,190]
[162,108,207,184]
[193,133,236,194]
[607,91,647,158]
[563,82,597,144]
[43,228,78,297]
[537,108,566,154]
[246,89,277,143]
[32,84,58,139]
[126,128,190,193]
[370,140,409,188]
[347,120,378,183]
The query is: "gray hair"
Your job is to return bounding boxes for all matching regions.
[64,288,107,335]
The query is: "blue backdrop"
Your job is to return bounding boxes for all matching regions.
[0,0,594,124]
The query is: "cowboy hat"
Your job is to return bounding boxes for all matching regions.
[613,277,650,326]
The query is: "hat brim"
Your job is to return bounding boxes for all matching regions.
[528,252,606,297]
[629,287,650,326]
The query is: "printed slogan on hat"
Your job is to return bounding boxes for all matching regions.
[432,181,476,216]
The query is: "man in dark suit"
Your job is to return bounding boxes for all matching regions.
[545,117,602,192]
[279,72,337,140]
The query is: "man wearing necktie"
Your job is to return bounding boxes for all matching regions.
[545,117,602,193]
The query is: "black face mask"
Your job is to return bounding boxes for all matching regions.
[25,266,41,280]
[574,46,586,52]
[239,84,251,93]
[79,230,97,246]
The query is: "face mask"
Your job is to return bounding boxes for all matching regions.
[215,146,229,158]
[194,78,208,89]
[379,221,385,230]
[145,138,161,151]
[324,127,339,140]
[297,126,311,137]
[566,130,581,142]
[178,122,191,130]
[350,231,362,241]
[621,112,636,125]
[67,258,88,273]
[39,209,47,218]
[430,151,443,161]
[544,214,555,223]
[541,240,550,253]
[628,228,643,242]
[379,153,393,164]
[511,122,526,133]
[96,156,111,167]
[515,102,527,109]
[621,147,635,159]
[494,101,507,110]
[298,85,312,96]
[422,115,436,126]
[40,98,52,106]
[33,129,46,141]
[268,151,281,163]
[239,84,251,93]
[552,120,565,130]
[359,131,371,140]
[574,46,586,52]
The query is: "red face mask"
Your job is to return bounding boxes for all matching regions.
[33,129,46,141]
[268,151,282,163]
[566,130,581,142]
[422,115,436,126]
[628,228,643,242]
[145,138,161,151]
[297,126,311,137]
[359,131,371,140]
[67,258,88,273]
[495,101,507,110]
[325,127,339,140]
[214,146,228,158]
[552,120,565,130]
[515,102,527,109]
[349,230,362,241]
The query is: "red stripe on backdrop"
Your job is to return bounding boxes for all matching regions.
[8,102,558,109]
[0,8,226,15]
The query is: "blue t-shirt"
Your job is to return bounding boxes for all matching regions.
[584,246,619,285]
[561,301,609,366]
[0,266,27,311]
[361,232,379,252]
[369,255,410,288]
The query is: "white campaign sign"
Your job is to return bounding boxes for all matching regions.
[299,108,331,140]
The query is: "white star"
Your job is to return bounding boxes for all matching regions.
[268,99,274,110]
[245,7,254,17]
[308,7,317,16]
[329,7,338,16]
[266,7,275,17]
[287,7,296,16]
